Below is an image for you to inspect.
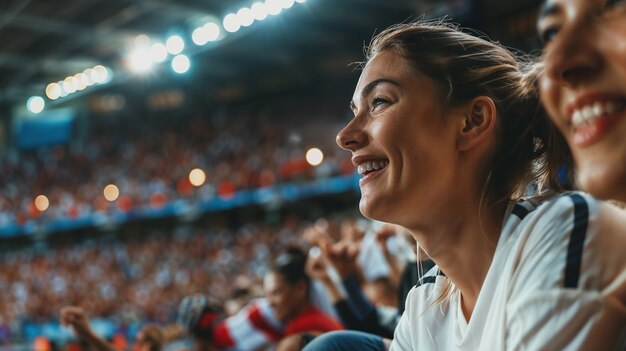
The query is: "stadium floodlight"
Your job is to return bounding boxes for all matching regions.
[281,0,295,9]
[237,7,254,27]
[62,78,77,94]
[306,147,324,166]
[45,83,61,100]
[204,23,220,41]
[128,48,154,74]
[223,13,241,33]
[92,65,110,84]
[172,54,190,74]
[166,35,185,55]
[265,0,283,15]
[134,34,151,49]
[68,76,81,91]
[251,2,268,21]
[192,22,220,45]
[192,26,210,46]
[58,81,69,97]
[82,69,95,86]
[149,43,168,62]
[74,73,88,90]
[27,96,45,114]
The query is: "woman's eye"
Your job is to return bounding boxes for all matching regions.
[540,26,559,45]
[371,97,389,109]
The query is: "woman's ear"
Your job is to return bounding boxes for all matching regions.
[456,96,497,152]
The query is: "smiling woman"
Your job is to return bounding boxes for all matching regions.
[303,20,626,351]
[537,0,626,202]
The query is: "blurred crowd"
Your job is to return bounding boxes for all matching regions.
[0,112,352,228]
[0,208,420,349]
[0,213,308,341]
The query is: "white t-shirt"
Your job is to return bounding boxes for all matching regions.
[391,192,626,351]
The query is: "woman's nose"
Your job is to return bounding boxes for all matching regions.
[336,117,368,152]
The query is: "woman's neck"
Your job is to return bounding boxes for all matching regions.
[408,198,507,321]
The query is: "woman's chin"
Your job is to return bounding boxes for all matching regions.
[359,196,392,223]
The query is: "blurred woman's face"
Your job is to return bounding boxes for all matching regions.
[336,51,459,228]
[538,0,626,201]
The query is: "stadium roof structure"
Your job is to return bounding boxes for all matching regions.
[0,0,542,111]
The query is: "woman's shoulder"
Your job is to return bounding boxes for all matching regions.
[506,191,626,292]
[514,191,625,247]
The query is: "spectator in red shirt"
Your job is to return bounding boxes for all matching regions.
[264,248,343,350]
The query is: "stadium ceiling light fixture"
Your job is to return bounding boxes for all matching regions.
[26,96,45,114]
[251,2,268,21]
[149,42,168,62]
[42,64,111,103]
[223,13,241,33]
[127,48,154,74]
[166,35,185,55]
[192,22,220,46]
[265,0,283,15]
[134,34,151,49]
[222,0,304,34]
[281,0,295,9]
[237,7,255,27]
[172,54,191,74]
[45,83,61,100]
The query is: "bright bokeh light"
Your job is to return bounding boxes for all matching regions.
[63,78,77,94]
[192,26,209,45]
[82,69,95,86]
[82,75,94,86]
[204,22,220,41]
[189,168,207,187]
[166,35,185,55]
[223,13,241,33]
[92,65,109,83]
[134,34,151,49]
[26,96,45,114]
[194,22,220,45]
[295,0,305,2]
[58,81,69,97]
[171,54,190,74]
[128,49,154,73]
[305,147,324,166]
[45,83,61,100]
[149,43,168,62]
[237,7,254,27]
[68,76,81,91]
[281,0,295,9]
[74,73,88,90]
[265,0,283,15]
[251,2,268,20]
[34,195,49,212]
[103,184,120,202]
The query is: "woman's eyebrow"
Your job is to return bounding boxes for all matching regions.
[349,78,400,111]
